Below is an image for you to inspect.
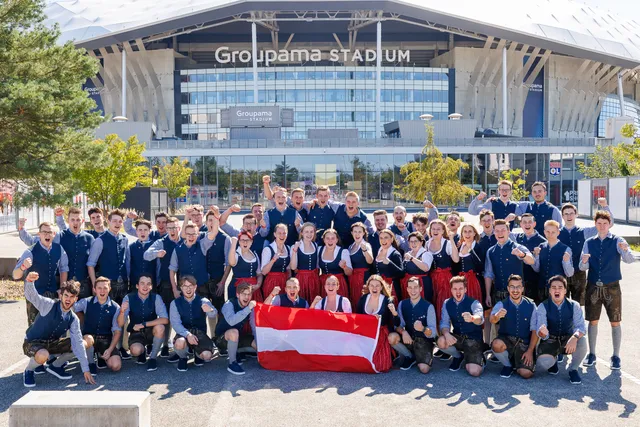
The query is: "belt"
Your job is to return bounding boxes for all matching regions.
[590,281,619,287]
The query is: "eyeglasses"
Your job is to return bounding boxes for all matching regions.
[40,231,54,235]
[508,285,524,290]
[166,226,178,230]
[185,233,198,237]
[239,239,252,243]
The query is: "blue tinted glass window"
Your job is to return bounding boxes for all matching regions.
[224,73,236,82]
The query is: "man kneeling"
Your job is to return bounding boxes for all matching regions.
[170,275,219,372]
[22,273,95,387]
[490,274,538,379]
[215,282,257,375]
[73,276,122,376]
[536,275,587,385]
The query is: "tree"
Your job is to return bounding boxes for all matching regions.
[396,123,475,205]
[0,0,104,206]
[500,168,529,200]
[156,157,193,214]
[73,134,151,210]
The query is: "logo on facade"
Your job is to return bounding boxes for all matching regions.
[214,46,410,66]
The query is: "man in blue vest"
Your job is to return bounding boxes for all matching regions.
[469,180,524,230]
[21,273,95,387]
[307,186,336,244]
[390,205,414,235]
[123,211,169,241]
[263,175,309,223]
[129,219,156,290]
[490,275,538,379]
[13,222,69,326]
[215,282,257,376]
[259,187,303,246]
[579,210,635,370]
[144,216,182,359]
[19,208,94,300]
[536,275,587,385]
[264,278,309,308]
[523,181,563,235]
[202,209,231,315]
[484,219,535,309]
[438,276,485,376]
[117,275,169,371]
[389,277,438,373]
[57,206,106,238]
[73,276,122,376]
[559,199,611,306]
[220,208,267,259]
[170,275,219,372]
[532,220,574,303]
[513,213,547,301]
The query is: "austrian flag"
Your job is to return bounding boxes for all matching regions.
[255,303,382,373]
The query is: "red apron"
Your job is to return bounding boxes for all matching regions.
[295,269,321,303]
[459,271,482,303]
[381,275,399,307]
[432,268,453,324]
[400,274,429,300]
[236,276,263,303]
[348,268,369,307]
[262,272,288,299]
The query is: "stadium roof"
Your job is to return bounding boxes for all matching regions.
[44,0,640,69]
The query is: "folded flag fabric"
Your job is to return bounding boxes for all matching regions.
[255,303,381,373]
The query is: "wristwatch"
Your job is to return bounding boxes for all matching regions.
[142,321,147,328]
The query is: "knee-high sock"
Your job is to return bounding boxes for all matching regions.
[392,342,412,358]
[174,346,189,359]
[52,353,75,367]
[493,350,511,367]
[227,339,239,363]
[150,336,164,359]
[26,358,41,371]
[86,346,95,363]
[163,324,171,346]
[612,326,622,357]
[483,316,492,344]
[537,354,556,370]
[570,337,588,371]
[207,317,218,338]
[588,323,598,354]
[440,345,462,358]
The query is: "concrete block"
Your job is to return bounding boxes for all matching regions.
[9,391,150,427]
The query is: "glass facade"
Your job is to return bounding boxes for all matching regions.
[179,66,452,140]
[597,95,640,137]
[147,152,590,210]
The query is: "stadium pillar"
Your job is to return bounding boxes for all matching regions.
[502,46,507,135]
[376,21,382,138]
[617,72,625,115]
[252,22,259,105]
[121,47,127,117]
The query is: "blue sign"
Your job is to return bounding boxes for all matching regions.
[522,57,544,138]
[82,78,105,116]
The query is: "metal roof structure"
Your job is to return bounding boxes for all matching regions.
[44,0,640,69]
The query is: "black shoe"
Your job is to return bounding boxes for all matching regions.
[439,353,452,361]
[237,352,246,366]
[146,358,157,372]
[194,356,205,367]
[187,347,194,356]
[557,354,564,363]
[177,358,188,372]
[434,349,444,358]
[569,369,582,385]
[168,353,180,363]
[136,353,147,365]
[400,357,416,371]
[500,366,513,378]
[34,364,47,375]
[218,347,228,357]
[146,344,153,357]
[89,363,98,377]
[96,356,108,370]
[119,348,132,360]
[449,356,464,372]
[548,361,559,375]
[46,365,72,380]
[160,346,170,358]
[23,370,36,387]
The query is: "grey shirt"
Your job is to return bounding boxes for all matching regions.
[23,280,90,372]
[483,241,532,280]
[397,299,437,338]
[73,297,122,333]
[220,300,256,336]
[168,237,215,272]
[579,233,636,270]
[439,296,484,331]
[536,299,586,338]
[258,206,304,237]
[121,293,169,320]
[15,243,70,275]
[532,242,575,277]
[491,299,538,332]
[86,230,131,276]
[169,297,218,337]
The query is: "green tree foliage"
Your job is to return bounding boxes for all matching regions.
[396,124,475,205]
[500,168,529,200]
[156,157,193,213]
[73,134,151,210]
[0,0,104,206]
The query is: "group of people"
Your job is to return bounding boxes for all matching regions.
[14,176,634,388]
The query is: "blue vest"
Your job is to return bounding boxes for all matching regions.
[297,243,318,271]
[390,222,414,236]
[526,201,555,235]
[400,298,432,337]
[266,245,290,273]
[174,295,207,332]
[368,231,382,260]
[215,298,250,336]
[488,240,524,292]
[297,207,308,224]
[498,298,536,343]
[26,303,74,341]
[87,230,103,239]
[97,231,128,281]
[82,297,118,336]
[538,241,569,288]
[559,227,586,269]
[544,298,574,336]
[350,246,370,269]
[445,296,483,341]
[432,240,453,270]
[232,251,260,279]
[333,205,367,247]
[374,248,403,277]
[278,296,308,308]
[158,236,180,282]
[29,243,62,295]
[251,231,267,260]
[130,240,155,286]
[206,233,228,280]
[148,230,166,242]
[127,293,158,332]
[267,207,298,246]
[515,232,546,284]
[318,246,344,275]
[307,205,335,243]
[59,230,93,281]
[585,235,622,284]
[175,242,209,286]
[492,200,518,230]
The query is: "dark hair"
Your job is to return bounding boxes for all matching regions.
[350,221,369,238]
[134,219,152,229]
[372,209,387,217]
[88,207,103,217]
[508,274,523,284]
[548,275,567,289]
[108,209,126,220]
[532,181,547,191]
[494,219,508,228]
[450,276,467,288]
[179,275,197,288]
[479,209,494,220]
[561,203,577,214]
[205,210,218,221]
[407,231,425,243]
[155,212,169,220]
[60,280,80,296]
[243,214,257,225]
[236,281,253,295]
[594,210,612,223]
[412,213,428,225]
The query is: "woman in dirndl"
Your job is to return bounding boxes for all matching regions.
[373,229,404,303]
[457,224,484,303]
[261,223,291,297]
[318,229,352,298]
[289,222,322,303]
[228,230,263,302]
[401,231,434,302]
[347,222,373,306]
[427,219,460,325]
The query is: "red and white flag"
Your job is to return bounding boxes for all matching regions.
[255,303,381,373]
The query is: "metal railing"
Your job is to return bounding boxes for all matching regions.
[146,137,607,150]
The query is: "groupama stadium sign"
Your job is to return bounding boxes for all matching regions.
[214,46,410,66]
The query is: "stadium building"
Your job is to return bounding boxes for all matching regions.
[46,0,640,208]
